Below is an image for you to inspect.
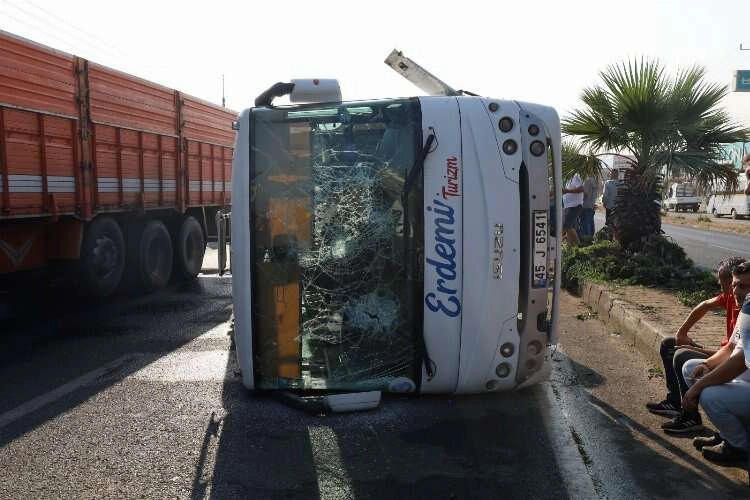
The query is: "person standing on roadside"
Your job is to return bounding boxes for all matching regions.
[602,169,619,226]
[578,176,598,242]
[562,173,584,247]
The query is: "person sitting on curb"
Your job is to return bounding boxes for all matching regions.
[646,256,745,435]
[681,264,750,464]
[681,328,750,464]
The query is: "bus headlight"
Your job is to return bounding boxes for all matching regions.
[502,139,518,155]
[495,363,511,378]
[500,343,515,357]
[498,117,514,132]
[530,140,546,157]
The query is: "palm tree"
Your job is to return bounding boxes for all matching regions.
[562,59,750,249]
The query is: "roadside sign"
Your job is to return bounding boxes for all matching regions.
[733,70,750,92]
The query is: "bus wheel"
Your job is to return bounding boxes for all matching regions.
[136,220,173,291]
[692,206,699,212]
[731,209,739,220]
[712,208,720,218]
[174,216,206,279]
[80,216,125,297]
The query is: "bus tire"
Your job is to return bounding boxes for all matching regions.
[79,216,126,297]
[174,216,205,279]
[136,220,173,291]
[731,209,739,220]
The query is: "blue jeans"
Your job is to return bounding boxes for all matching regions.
[683,359,750,449]
[578,207,595,238]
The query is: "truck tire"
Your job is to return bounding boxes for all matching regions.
[174,216,205,279]
[79,216,126,297]
[136,220,173,291]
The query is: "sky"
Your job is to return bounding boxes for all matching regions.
[2,0,750,127]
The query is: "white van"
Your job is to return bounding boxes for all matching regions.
[707,175,750,219]
[664,182,701,212]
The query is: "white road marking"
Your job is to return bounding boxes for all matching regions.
[0,355,131,430]
[0,317,234,430]
[709,243,747,253]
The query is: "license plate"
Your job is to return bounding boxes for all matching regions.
[532,211,548,288]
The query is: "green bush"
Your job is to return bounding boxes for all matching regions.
[677,289,717,308]
[562,235,719,302]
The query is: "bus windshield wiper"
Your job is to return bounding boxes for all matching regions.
[402,131,436,380]
[403,133,435,199]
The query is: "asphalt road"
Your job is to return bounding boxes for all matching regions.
[0,250,747,498]
[660,223,750,270]
[594,213,750,270]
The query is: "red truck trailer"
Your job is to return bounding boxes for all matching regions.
[0,31,235,296]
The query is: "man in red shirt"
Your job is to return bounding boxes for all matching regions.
[646,256,745,433]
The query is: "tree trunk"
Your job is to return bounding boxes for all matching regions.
[610,169,663,250]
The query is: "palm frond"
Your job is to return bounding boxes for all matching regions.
[655,150,740,193]
[561,140,605,182]
[563,56,750,246]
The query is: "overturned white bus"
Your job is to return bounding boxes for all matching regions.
[221,52,562,406]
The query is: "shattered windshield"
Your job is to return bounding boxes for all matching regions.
[250,99,423,391]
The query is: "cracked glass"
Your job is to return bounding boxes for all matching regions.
[250,99,423,392]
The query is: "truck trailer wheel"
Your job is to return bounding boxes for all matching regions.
[80,216,126,297]
[174,216,206,279]
[136,220,173,291]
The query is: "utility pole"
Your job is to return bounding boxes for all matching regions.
[222,74,225,107]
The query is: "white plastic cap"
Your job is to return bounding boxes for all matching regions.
[290,79,341,104]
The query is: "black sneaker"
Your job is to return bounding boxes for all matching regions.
[646,399,680,417]
[693,434,723,451]
[702,441,748,465]
[662,411,704,434]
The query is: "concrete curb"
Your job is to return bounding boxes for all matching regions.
[580,281,666,369]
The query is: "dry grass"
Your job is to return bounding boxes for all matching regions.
[662,212,750,236]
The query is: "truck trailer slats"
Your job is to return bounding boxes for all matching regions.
[0,29,235,294]
[0,29,235,220]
